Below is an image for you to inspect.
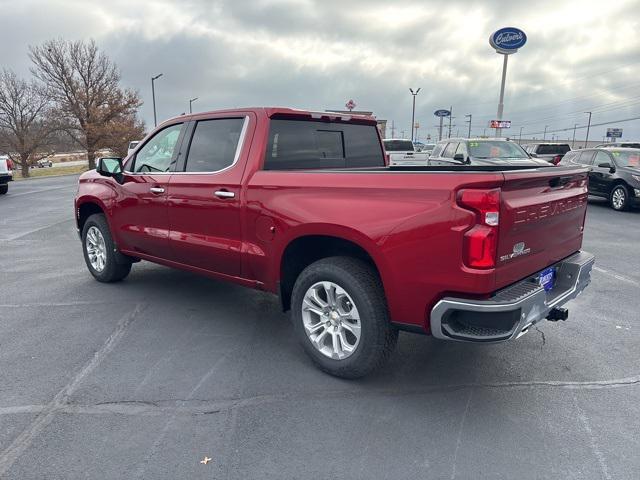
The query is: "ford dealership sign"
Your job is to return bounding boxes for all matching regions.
[490,27,527,54]
[434,109,451,117]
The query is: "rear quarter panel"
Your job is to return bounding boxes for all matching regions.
[244,170,505,329]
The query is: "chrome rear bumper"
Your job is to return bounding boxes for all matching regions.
[430,251,595,342]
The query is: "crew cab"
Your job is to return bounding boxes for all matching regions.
[75,108,595,378]
[0,155,13,194]
[382,138,429,165]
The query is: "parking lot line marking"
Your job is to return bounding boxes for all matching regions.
[5,185,75,199]
[572,393,612,480]
[2,218,73,242]
[593,266,640,287]
[0,303,146,477]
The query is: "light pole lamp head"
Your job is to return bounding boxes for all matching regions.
[152,73,163,81]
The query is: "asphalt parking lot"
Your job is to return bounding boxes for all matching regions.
[1,174,639,479]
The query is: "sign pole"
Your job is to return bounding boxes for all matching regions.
[438,117,443,141]
[496,53,508,137]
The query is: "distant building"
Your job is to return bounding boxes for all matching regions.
[325,109,387,138]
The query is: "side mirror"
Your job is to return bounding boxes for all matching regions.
[453,153,465,163]
[97,157,124,183]
[529,152,538,158]
[597,162,616,173]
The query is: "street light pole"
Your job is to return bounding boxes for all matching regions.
[465,114,472,138]
[189,97,199,114]
[519,126,524,144]
[448,106,453,138]
[572,123,578,148]
[543,125,548,141]
[151,73,163,127]
[584,112,592,148]
[409,88,421,141]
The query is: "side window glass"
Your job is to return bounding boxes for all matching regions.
[184,118,245,172]
[431,145,444,157]
[455,142,468,157]
[579,151,596,166]
[594,151,611,167]
[442,143,458,158]
[133,124,182,173]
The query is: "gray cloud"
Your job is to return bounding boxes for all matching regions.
[2,0,639,141]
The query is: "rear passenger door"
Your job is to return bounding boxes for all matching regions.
[166,115,252,277]
[590,151,615,195]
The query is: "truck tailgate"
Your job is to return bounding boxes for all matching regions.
[495,167,589,288]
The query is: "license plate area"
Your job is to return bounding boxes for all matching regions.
[538,267,557,292]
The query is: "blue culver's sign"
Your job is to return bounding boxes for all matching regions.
[489,27,527,54]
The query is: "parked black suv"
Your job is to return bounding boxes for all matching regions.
[429,138,549,167]
[522,143,571,165]
[561,148,640,210]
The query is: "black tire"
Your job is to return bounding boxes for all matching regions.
[0,184,7,195]
[81,213,132,282]
[291,256,398,379]
[610,184,630,211]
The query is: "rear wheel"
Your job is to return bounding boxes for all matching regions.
[610,185,629,211]
[0,184,7,195]
[81,214,132,282]
[291,256,398,379]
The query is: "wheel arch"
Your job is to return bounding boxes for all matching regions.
[277,229,388,312]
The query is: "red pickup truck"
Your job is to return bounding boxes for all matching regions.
[75,108,595,378]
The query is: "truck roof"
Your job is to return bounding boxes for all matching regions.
[162,107,378,126]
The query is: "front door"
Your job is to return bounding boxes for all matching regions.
[167,115,251,277]
[590,151,615,195]
[112,122,184,259]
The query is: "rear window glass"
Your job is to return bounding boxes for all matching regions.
[264,119,384,170]
[383,140,414,151]
[536,144,571,155]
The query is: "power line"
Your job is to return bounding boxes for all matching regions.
[521,115,640,137]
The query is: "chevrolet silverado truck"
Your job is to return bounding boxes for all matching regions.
[382,138,430,166]
[74,108,595,378]
[0,155,13,194]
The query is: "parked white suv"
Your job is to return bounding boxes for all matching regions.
[0,155,14,195]
[382,139,429,166]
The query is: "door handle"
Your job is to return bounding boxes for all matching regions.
[214,190,235,199]
[150,187,165,194]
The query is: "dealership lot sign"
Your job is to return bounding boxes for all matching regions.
[490,27,527,54]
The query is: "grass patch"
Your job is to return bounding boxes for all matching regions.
[14,164,89,180]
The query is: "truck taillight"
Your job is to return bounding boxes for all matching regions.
[6,158,13,170]
[552,155,562,165]
[457,189,500,269]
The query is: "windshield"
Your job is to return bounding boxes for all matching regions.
[468,141,529,159]
[536,144,571,155]
[384,140,414,152]
[611,150,640,168]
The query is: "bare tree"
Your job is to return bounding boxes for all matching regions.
[0,70,57,177]
[29,39,142,169]
[103,113,146,158]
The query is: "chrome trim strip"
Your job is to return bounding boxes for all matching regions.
[430,251,595,343]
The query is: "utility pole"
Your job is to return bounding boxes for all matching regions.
[409,88,421,141]
[151,73,163,127]
[400,130,405,139]
[390,120,396,138]
[519,126,524,144]
[189,97,198,114]
[584,111,592,148]
[448,106,453,138]
[572,123,578,148]
[543,125,548,140]
[465,114,472,138]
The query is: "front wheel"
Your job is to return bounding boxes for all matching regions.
[81,213,132,282]
[291,256,398,379]
[610,185,629,211]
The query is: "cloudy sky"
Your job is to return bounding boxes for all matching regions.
[2,0,640,142]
